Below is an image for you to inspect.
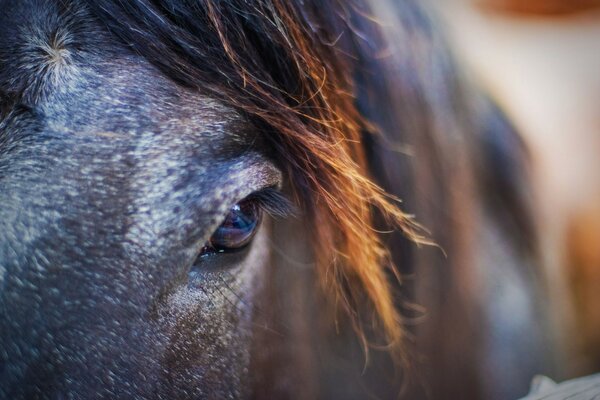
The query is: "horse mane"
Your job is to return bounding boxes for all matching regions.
[81,0,539,396]
[83,0,429,352]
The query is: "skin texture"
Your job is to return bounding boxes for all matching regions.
[0,1,283,397]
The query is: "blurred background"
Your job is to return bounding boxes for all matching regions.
[431,0,600,378]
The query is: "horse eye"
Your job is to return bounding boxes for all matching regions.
[200,200,262,257]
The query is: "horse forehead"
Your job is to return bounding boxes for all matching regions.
[0,0,251,148]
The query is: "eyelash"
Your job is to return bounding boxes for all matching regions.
[198,187,295,259]
[244,187,296,218]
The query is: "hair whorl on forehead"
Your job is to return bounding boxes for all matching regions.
[84,0,429,357]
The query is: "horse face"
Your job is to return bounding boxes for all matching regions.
[0,2,282,397]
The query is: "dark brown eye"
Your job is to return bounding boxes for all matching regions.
[199,200,262,257]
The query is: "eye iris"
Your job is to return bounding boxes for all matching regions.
[208,201,261,251]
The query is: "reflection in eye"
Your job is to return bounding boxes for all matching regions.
[199,188,294,258]
[201,201,262,256]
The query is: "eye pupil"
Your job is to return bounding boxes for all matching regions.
[201,200,262,257]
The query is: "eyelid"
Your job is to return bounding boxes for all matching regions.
[195,188,295,260]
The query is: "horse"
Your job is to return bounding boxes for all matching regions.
[0,0,559,398]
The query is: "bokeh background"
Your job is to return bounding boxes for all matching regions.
[431,0,600,378]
